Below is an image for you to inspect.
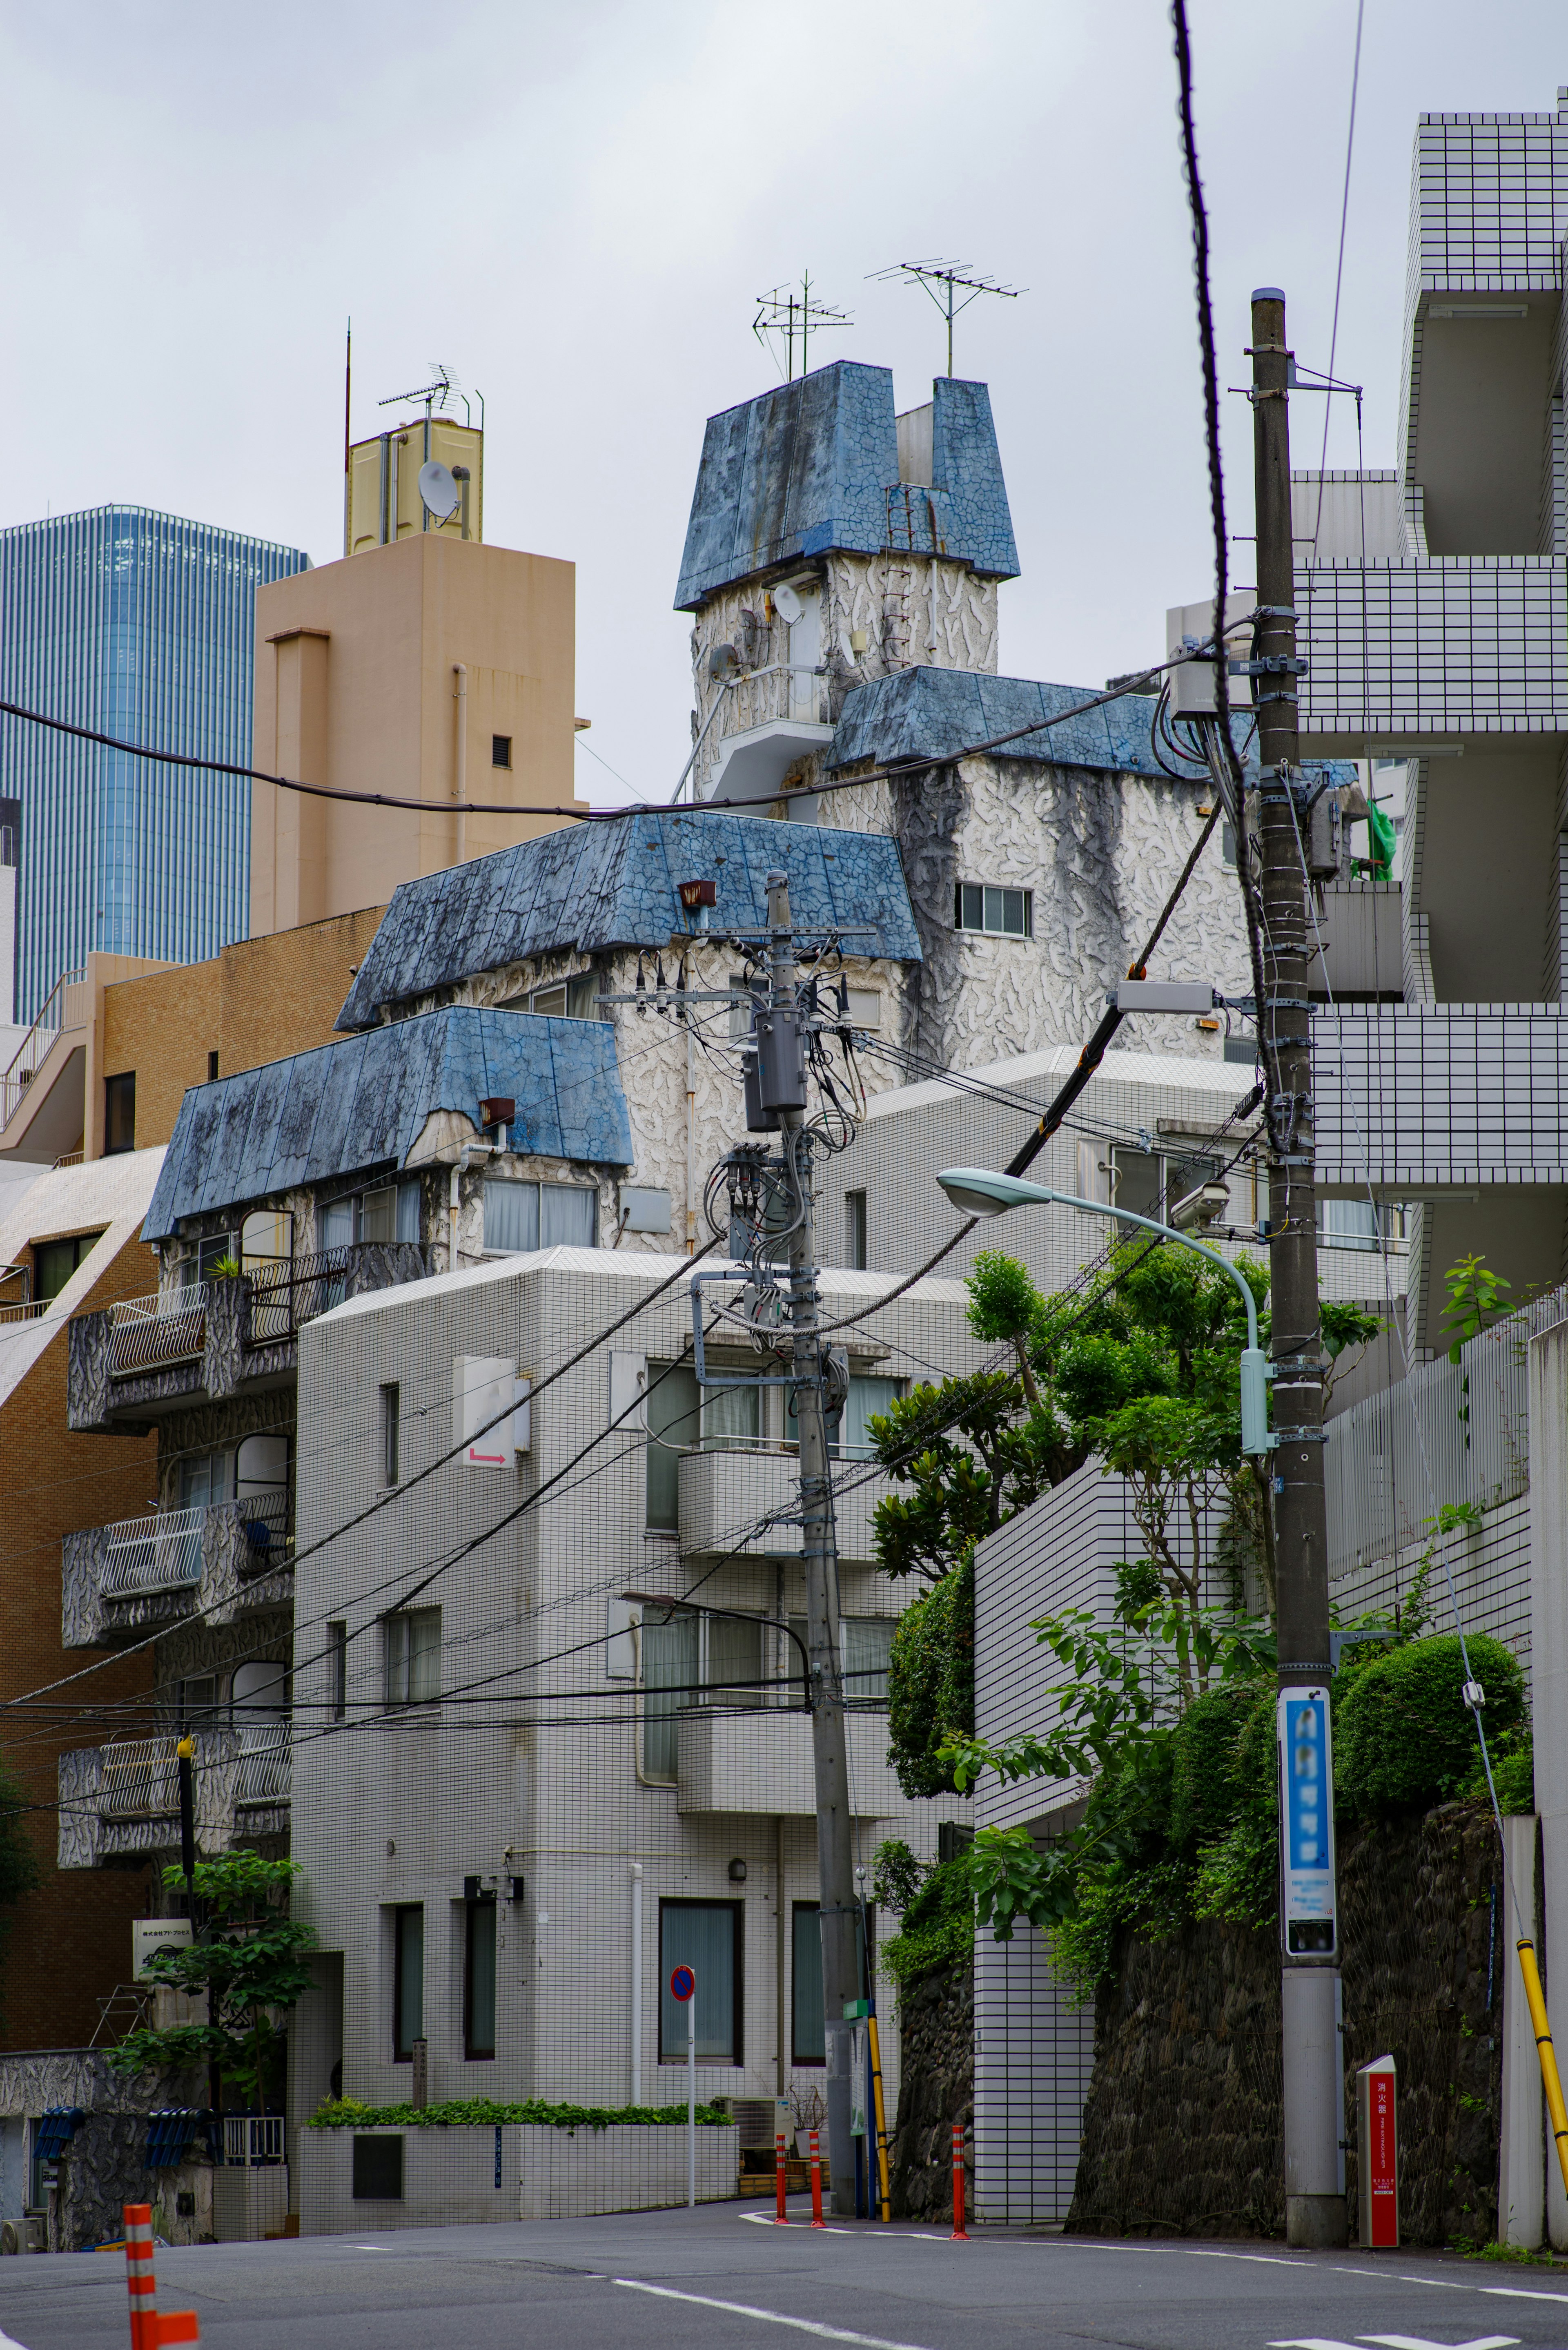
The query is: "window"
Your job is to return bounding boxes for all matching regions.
[702,1378,760,1451]
[523,974,599,1020]
[1318,1199,1404,1251]
[1110,1146,1225,1225]
[392,1906,424,2060]
[32,1231,99,1303]
[396,1180,421,1244]
[954,883,1032,939]
[659,1900,741,2062]
[464,1897,497,2060]
[788,1373,902,1459]
[792,1903,824,2063]
[207,1051,219,1083]
[381,1384,400,1484]
[788,1615,895,1706]
[483,1179,598,1254]
[320,1197,354,1250]
[359,1188,396,1244]
[328,1623,347,1721]
[104,1072,136,1154]
[645,1359,700,1530]
[175,1675,222,1732]
[196,1232,237,1280]
[1221,820,1238,870]
[846,1191,867,1271]
[492,735,512,769]
[641,1609,765,1779]
[385,1608,441,1706]
[179,1449,233,1508]
[241,1210,292,1273]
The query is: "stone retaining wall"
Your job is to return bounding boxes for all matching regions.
[889,1961,973,2223]
[1069,1801,1503,2243]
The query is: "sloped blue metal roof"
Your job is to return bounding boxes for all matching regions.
[335,811,922,1032]
[675,363,1018,609]
[143,1007,633,1238]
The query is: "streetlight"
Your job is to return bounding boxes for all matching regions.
[934,1167,1272,1456]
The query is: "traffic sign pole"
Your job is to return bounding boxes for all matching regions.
[669,1964,697,2210]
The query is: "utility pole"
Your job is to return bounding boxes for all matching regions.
[1250,287,1345,2249]
[763,870,858,2214]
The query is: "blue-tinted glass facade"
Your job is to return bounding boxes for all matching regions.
[0,506,309,1020]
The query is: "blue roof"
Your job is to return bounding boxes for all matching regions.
[827,667,1288,783]
[335,811,922,1032]
[675,364,1018,609]
[143,1007,633,1238]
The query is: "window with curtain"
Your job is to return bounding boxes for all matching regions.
[179,1449,233,1508]
[704,1613,764,1708]
[792,1903,824,2063]
[641,1609,698,1780]
[359,1187,396,1244]
[385,1608,441,1706]
[659,1900,740,2061]
[396,1180,421,1244]
[646,1360,700,1530]
[465,1898,497,2060]
[540,1184,597,1249]
[319,1198,354,1250]
[483,1179,539,1255]
[701,1378,760,1451]
[393,1906,423,2060]
[840,1376,900,1458]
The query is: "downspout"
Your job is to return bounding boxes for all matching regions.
[448,1139,493,1273]
[686,1019,697,1256]
[630,1862,644,2107]
[453,664,468,867]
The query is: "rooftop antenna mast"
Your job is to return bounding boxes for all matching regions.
[752,273,851,383]
[870,258,1022,377]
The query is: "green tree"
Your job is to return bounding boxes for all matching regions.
[109,1853,316,2111]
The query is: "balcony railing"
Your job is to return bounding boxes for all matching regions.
[245,1245,390,1340]
[108,1287,208,1378]
[99,1741,182,1822]
[235,1724,290,1807]
[0,968,86,1130]
[101,1505,206,1599]
[222,2116,284,2167]
[232,1490,292,1580]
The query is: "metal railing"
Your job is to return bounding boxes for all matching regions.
[1,968,85,1128]
[234,1723,290,1806]
[107,1287,208,1378]
[245,1246,366,1342]
[98,1741,181,1821]
[100,1505,205,1599]
[1326,1279,1568,1576]
[233,1489,292,1579]
[222,2115,284,2166]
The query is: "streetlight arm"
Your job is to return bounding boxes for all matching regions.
[934,1167,1272,1453]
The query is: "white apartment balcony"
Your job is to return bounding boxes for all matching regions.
[57,1724,291,1870]
[62,1494,293,1649]
[677,1445,889,1564]
[675,1706,902,1818]
[1313,1001,1568,1188]
[0,968,88,1163]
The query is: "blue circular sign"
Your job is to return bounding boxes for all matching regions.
[669,1964,696,2002]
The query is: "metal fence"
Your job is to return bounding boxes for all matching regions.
[100,1505,205,1598]
[222,2115,285,2166]
[235,1724,290,1806]
[107,1288,207,1378]
[98,1741,181,1821]
[0,968,85,1129]
[1325,1280,1568,1576]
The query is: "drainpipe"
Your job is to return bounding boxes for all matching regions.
[448,1140,493,1273]
[630,1862,644,2108]
[686,1019,697,1257]
[453,664,468,867]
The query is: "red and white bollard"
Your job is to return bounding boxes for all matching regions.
[775,2129,789,2225]
[808,2127,826,2228]
[122,2204,200,2347]
[949,2123,969,2241]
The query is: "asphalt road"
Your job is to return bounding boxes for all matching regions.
[2,2196,1568,2350]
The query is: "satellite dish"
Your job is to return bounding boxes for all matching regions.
[773,583,804,625]
[419,460,461,520]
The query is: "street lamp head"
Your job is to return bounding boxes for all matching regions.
[935,1167,1054,1220]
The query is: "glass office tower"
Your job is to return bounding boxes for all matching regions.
[0,506,310,1021]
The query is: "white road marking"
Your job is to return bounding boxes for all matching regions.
[1190,2249,1319,2268]
[613,2276,935,2349]
[740,2212,949,2242]
[1482,2283,1568,2302]
[1362,2334,1519,2347]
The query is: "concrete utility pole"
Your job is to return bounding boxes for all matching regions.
[764,870,859,2214]
[1250,287,1345,2249]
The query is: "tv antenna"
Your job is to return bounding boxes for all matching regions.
[752,274,851,383]
[869,259,1022,377]
[377,363,476,429]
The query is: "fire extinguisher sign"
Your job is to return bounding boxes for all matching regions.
[1277,1687,1337,1958]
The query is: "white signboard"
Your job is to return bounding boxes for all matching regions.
[453,1357,530,1465]
[1277,1686,1337,1958]
[132,1917,192,1982]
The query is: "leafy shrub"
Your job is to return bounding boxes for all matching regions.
[1461,1722,1533,1815]
[1167,1682,1258,1857]
[309,2096,732,2129]
[887,1550,973,1798]
[880,1856,973,1987]
[1336,1633,1524,1816]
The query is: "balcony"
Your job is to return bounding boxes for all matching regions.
[68,1242,428,1430]
[62,1494,294,1648]
[0,968,88,1162]
[57,1724,291,1870]
[675,1707,902,1818]
[677,1445,889,1564]
[696,666,835,802]
[1313,1002,1568,1188]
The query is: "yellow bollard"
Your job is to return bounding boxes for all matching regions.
[1517,1939,1568,2194]
[867,2013,891,2223]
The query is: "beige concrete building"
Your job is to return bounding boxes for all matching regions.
[249,534,587,937]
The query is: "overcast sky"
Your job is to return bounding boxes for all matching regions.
[3,2,1561,810]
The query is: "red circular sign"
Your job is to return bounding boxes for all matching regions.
[669,1964,696,2002]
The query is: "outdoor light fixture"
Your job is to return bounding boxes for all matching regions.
[728,1859,748,1883]
[935,1167,1273,1456]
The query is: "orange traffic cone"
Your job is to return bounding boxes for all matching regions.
[122,2205,200,2346]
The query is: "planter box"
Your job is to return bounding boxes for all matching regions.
[298,2122,738,2235]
